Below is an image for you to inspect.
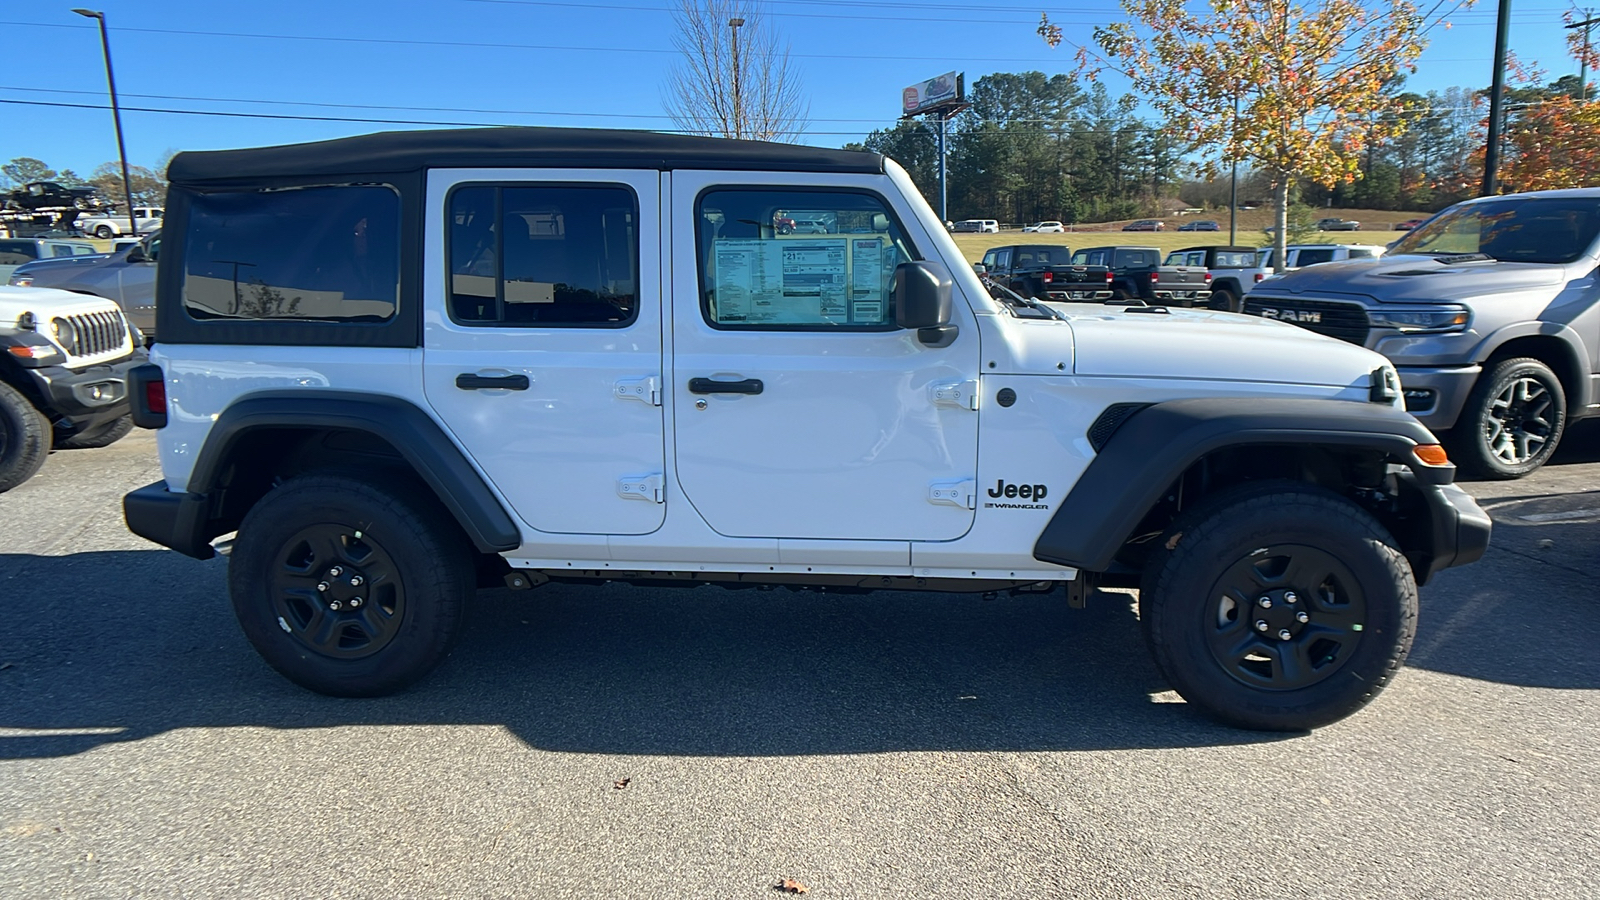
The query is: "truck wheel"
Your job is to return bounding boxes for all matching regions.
[1140,481,1416,731]
[228,472,474,697]
[54,414,133,450]
[1208,288,1240,312]
[1449,357,1567,480]
[0,381,51,493]
[94,224,115,239]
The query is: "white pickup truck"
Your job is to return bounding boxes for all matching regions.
[75,207,164,239]
[120,127,1489,730]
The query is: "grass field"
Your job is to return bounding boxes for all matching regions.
[947,208,1426,262]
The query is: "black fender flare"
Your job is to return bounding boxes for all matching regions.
[125,391,520,558]
[1032,397,1454,572]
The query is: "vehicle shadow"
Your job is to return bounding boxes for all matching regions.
[0,550,1269,761]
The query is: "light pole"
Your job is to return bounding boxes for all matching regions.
[728,17,745,140]
[73,8,136,236]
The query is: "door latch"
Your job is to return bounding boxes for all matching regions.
[930,379,980,410]
[614,376,661,406]
[928,479,977,510]
[617,474,665,503]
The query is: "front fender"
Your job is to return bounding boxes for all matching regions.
[1032,397,1447,572]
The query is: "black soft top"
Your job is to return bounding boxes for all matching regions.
[167,126,885,184]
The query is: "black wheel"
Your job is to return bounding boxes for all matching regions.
[94,224,114,239]
[0,381,51,493]
[228,472,474,696]
[1208,287,1240,313]
[1448,357,1567,480]
[1141,481,1417,731]
[54,414,133,450]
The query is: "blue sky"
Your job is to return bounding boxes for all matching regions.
[0,0,1586,178]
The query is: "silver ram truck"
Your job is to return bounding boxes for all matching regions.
[1246,189,1600,479]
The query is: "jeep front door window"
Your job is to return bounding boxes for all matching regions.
[671,179,980,543]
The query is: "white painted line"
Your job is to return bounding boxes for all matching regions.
[1517,508,1600,523]
[0,727,127,738]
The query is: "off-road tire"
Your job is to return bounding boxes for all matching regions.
[229,471,474,697]
[94,224,115,239]
[1208,287,1240,313]
[54,414,133,450]
[1448,357,1567,480]
[1140,480,1416,731]
[0,381,51,493]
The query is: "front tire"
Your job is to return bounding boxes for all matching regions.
[1141,482,1416,731]
[0,382,51,493]
[1448,357,1567,480]
[228,472,474,697]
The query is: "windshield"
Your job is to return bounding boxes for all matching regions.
[1389,196,1600,264]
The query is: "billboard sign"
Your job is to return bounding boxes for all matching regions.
[902,71,964,116]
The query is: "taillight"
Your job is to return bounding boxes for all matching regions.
[1042,271,1053,283]
[129,363,167,429]
[1150,272,1159,284]
[1254,272,1265,282]
[1204,272,1213,283]
[1105,271,1114,283]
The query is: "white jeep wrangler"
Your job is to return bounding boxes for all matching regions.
[123,128,1490,730]
[0,285,142,491]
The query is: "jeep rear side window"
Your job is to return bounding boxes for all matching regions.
[696,189,915,329]
[182,186,399,322]
[447,184,638,328]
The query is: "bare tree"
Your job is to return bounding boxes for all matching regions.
[664,0,807,141]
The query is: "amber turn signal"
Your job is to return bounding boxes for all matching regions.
[1414,444,1450,466]
[6,344,55,359]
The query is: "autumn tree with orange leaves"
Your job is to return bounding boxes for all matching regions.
[1040,0,1462,264]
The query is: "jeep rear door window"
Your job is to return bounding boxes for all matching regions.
[182,185,399,322]
[447,184,637,327]
[1390,196,1600,264]
[696,188,915,329]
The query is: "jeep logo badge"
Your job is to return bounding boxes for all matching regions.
[1261,307,1322,324]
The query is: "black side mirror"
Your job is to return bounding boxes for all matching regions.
[894,260,956,348]
[124,245,148,263]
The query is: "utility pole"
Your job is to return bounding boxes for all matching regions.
[1482,0,1512,195]
[728,17,744,140]
[1229,95,1239,246]
[1567,10,1599,101]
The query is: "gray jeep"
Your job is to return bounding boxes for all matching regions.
[1246,189,1600,478]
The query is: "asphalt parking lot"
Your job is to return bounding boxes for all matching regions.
[1,426,1596,898]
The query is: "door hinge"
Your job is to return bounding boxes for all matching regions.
[928,479,977,510]
[617,474,665,503]
[614,376,661,406]
[930,379,980,410]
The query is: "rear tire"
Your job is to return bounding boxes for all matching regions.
[1208,288,1240,313]
[54,414,133,450]
[1140,481,1416,731]
[94,224,115,239]
[0,381,50,493]
[228,472,474,697]
[1448,357,1566,480]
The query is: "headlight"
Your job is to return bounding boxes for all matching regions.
[1367,305,1470,333]
[50,317,79,355]
[9,274,34,287]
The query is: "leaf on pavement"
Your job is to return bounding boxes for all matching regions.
[775,878,810,893]
[613,777,631,789]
